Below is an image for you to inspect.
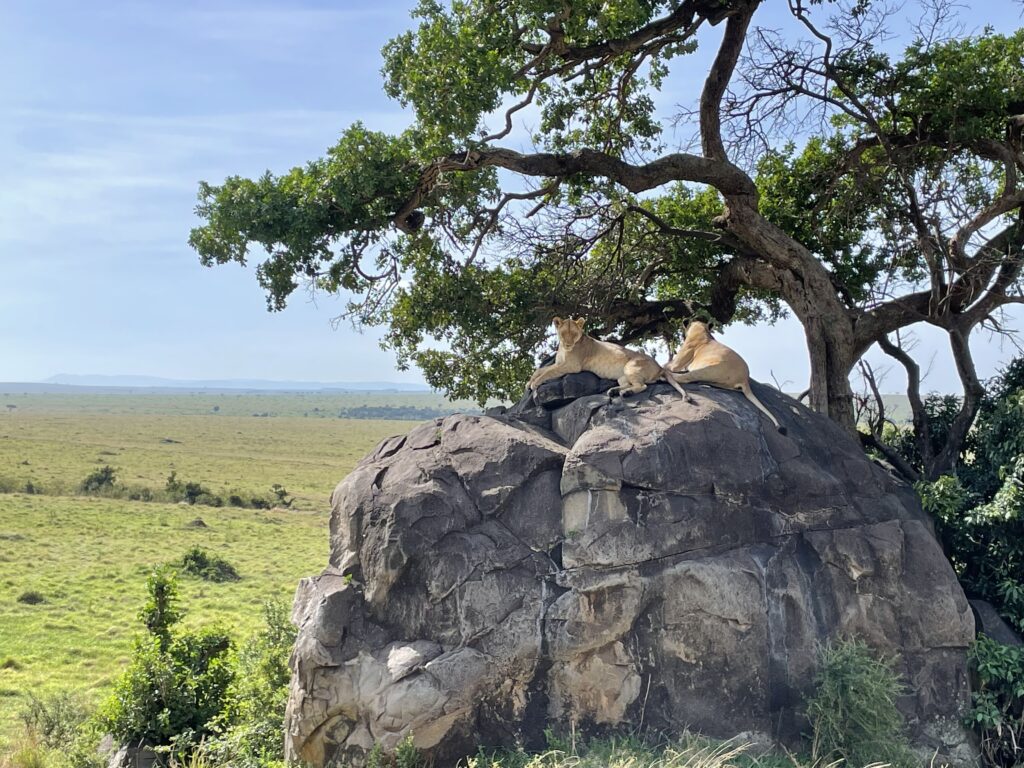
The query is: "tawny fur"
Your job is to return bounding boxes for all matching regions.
[529,317,694,402]
[667,321,786,433]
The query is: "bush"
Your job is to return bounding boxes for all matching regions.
[270,484,292,508]
[80,465,116,493]
[139,566,182,649]
[20,690,91,751]
[204,601,297,766]
[177,547,240,583]
[969,635,1024,767]
[101,569,234,752]
[806,638,914,768]
[165,472,224,507]
[16,590,45,605]
[919,464,1024,634]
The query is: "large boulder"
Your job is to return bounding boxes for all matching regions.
[285,379,975,766]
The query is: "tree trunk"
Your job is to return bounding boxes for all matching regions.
[804,317,857,432]
[719,204,860,433]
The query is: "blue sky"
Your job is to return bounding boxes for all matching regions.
[1,1,1022,393]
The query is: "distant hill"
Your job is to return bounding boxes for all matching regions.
[41,374,430,392]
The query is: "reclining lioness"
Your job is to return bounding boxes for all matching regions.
[528,317,692,401]
[668,321,786,433]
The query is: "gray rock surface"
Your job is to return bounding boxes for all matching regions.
[285,381,975,767]
[970,599,1023,646]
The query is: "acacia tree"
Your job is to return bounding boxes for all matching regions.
[190,0,1024,477]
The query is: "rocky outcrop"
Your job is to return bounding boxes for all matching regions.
[285,378,975,766]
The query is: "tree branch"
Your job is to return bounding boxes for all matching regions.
[392,146,756,233]
[701,2,756,161]
[877,333,933,474]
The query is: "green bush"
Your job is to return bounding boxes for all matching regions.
[203,601,297,767]
[101,569,235,752]
[177,547,240,583]
[969,635,1024,767]
[918,464,1024,634]
[139,566,182,649]
[20,691,91,750]
[805,638,915,768]
[80,465,117,493]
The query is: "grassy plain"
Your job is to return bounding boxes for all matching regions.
[0,397,440,510]
[0,392,424,750]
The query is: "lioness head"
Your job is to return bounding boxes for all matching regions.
[686,320,712,339]
[552,316,585,350]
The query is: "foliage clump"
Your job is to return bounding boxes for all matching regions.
[79,465,116,493]
[970,635,1024,767]
[177,546,241,583]
[908,359,1024,634]
[100,568,234,751]
[805,639,914,768]
[201,601,296,767]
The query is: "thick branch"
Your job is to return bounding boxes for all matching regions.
[877,334,933,472]
[950,190,1024,266]
[701,3,756,161]
[931,323,986,476]
[392,147,756,232]
[519,0,732,61]
[859,432,922,483]
[626,204,756,255]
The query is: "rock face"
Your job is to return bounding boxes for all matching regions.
[285,378,975,767]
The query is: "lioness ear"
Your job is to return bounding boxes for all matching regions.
[573,317,585,329]
[552,317,563,327]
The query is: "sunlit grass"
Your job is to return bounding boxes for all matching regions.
[0,397,420,750]
[0,409,408,509]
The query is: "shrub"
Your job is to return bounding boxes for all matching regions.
[102,629,233,750]
[969,635,1024,767]
[101,570,234,752]
[126,486,154,502]
[16,590,45,605]
[166,471,183,494]
[919,464,1024,634]
[204,600,297,766]
[165,472,224,507]
[270,484,292,508]
[80,465,116,493]
[177,547,240,583]
[139,566,181,650]
[395,733,423,768]
[19,690,91,751]
[806,638,914,768]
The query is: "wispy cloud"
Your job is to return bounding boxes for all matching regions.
[0,107,410,253]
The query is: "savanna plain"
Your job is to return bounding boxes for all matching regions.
[0,390,453,751]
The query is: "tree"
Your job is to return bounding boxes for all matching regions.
[190,0,1024,472]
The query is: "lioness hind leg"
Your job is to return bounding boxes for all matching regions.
[609,375,646,398]
[671,361,737,388]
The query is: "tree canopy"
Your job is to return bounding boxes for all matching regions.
[190,0,1024,475]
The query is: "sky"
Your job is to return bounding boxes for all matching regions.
[1,0,1022,393]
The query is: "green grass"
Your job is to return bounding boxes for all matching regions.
[0,390,483,418]
[0,395,421,752]
[0,494,326,746]
[0,410,409,510]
